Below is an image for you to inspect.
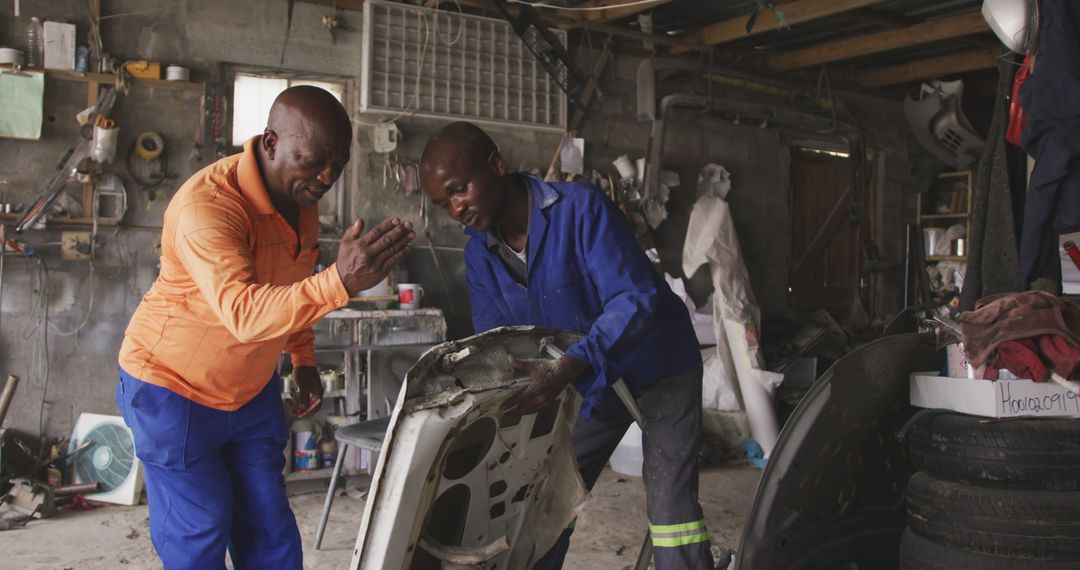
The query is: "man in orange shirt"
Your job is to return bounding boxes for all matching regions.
[117,86,413,569]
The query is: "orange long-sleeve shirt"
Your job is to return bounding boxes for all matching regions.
[119,137,350,411]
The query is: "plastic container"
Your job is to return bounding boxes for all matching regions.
[0,47,23,66]
[608,423,644,477]
[26,17,43,68]
[165,65,190,81]
[319,439,338,468]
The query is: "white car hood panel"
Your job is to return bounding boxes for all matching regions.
[352,327,588,570]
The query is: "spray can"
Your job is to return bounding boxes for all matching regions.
[1064,241,1080,271]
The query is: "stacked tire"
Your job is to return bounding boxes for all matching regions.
[900,413,1080,569]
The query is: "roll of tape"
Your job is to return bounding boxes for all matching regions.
[0,47,23,66]
[135,131,165,161]
[164,65,189,82]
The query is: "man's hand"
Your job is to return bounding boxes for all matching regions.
[336,217,416,296]
[502,354,590,416]
[286,366,323,418]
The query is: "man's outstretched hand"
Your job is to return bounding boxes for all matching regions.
[336,217,415,296]
[502,354,590,417]
[287,366,323,418]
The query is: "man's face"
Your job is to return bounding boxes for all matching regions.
[263,130,350,207]
[421,150,505,232]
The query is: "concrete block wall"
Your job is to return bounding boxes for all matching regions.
[0,0,917,439]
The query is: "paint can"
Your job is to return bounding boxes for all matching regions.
[294,449,318,471]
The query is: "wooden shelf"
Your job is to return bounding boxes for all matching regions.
[927,255,967,262]
[920,213,969,220]
[1,64,203,92]
[285,467,336,482]
[0,213,120,228]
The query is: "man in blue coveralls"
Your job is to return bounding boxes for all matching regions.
[420,121,712,569]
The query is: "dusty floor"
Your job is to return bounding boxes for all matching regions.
[2,464,759,569]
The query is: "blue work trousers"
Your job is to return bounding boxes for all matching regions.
[116,369,301,570]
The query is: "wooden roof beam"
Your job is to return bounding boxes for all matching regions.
[768,11,989,72]
[578,0,672,24]
[856,47,999,87]
[445,0,707,51]
[671,0,883,54]
[845,8,917,29]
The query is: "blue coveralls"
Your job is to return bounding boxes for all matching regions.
[465,174,712,569]
[116,369,301,570]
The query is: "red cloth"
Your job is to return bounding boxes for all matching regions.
[982,335,1080,382]
[1039,334,1080,378]
[1006,55,1033,147]
[959,292,1080,367]
[988,339,1049,381]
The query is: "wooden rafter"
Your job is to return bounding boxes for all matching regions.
[856,48,999,87]
[445,0,706,51]
[845,8,916,29]
[577,0,672,24]
[671,0,882,54]
[768,11,989,71]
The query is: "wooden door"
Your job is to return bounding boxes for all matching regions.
[788,147,868,316]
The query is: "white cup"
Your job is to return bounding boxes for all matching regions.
[396,283,424,309]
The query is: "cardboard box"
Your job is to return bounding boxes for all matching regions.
[43,21,76,71]
[945,343,1017,380]
[911,373,1080,418]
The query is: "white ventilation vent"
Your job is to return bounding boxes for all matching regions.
[361,0,567,131]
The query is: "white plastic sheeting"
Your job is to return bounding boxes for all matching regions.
[683,180,783,458]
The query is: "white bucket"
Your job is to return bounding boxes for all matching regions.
[608,422,643,477]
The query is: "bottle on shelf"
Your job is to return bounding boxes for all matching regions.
[26,17,43,69]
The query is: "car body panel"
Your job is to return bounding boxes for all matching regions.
[352,327,587,570]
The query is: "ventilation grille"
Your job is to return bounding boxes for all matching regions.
[361,0,567,131]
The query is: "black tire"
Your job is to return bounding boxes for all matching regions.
[907,472,1080,559]
[908,413,1080,491]
[900,528,1079,570]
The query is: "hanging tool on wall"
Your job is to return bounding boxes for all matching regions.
[126,131,169,201]
[193,83,228,164]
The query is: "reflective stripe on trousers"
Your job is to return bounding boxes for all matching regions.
[649,519,710,548]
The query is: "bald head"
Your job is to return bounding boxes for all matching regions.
[268,85,352,149]
[421,121,498,176]
[258,85,353,209]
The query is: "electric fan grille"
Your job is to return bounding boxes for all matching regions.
[74,424,136,492]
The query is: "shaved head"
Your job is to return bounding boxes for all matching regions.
[421,121,499,176]
[267,85,352,149]
[257,85,352,209]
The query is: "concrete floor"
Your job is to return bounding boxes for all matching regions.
[3,464,759,569]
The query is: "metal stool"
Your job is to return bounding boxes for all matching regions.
[313,415,392,550]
